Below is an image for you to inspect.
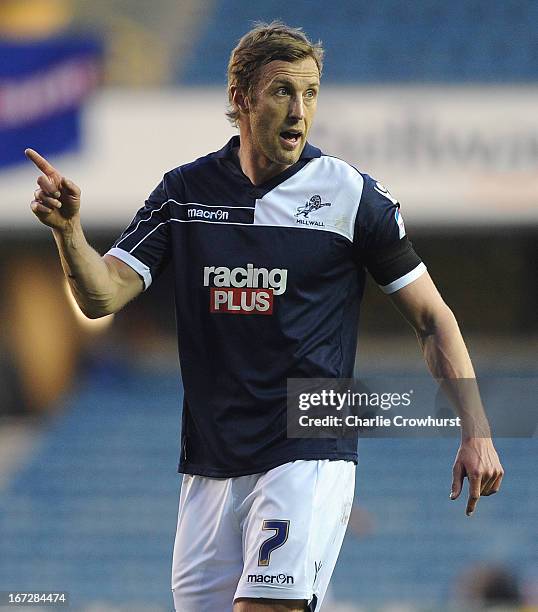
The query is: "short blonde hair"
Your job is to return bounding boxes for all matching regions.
[226,21,324,127]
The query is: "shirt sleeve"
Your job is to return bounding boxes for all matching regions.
[106,175,173,290]
[354,173,426,294]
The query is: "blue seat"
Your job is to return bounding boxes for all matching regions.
[178,0,538,83]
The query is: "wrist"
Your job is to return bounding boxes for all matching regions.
[460,435,493,446]
[53,216,82,242]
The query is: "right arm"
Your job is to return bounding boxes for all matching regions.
[52,222,143,318]
[26,149,143,318]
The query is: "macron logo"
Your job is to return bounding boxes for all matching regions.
[247,574,294,585]
[187,208,229,221]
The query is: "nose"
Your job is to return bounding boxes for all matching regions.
[288,94,304,121]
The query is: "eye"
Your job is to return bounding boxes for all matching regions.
[276,87,289,96]
[305,89,317,99]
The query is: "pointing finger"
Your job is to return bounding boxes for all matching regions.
[25,148,59,178]
[466,474,482,516]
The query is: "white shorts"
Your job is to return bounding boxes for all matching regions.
[171,459,355,611]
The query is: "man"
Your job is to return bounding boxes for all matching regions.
[26,21,503,612]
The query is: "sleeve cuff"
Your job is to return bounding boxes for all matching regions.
[106,247,153,291]
[379,262,427,294]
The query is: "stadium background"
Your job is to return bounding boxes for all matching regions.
[0,1,536,610]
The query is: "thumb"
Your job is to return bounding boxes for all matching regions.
[450,462,464,500]
[60,176,80,197]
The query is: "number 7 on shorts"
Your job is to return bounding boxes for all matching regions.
[258,520,290,566]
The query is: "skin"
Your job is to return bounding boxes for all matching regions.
[234,599,306,612]
[230,56,320,185]
[389,274,504,512]
[25,149,143,318]
[26,55,503,612]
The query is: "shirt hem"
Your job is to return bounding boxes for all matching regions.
[177,452,358,478]
[234,588,312,601]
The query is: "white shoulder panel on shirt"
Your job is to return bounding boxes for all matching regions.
[253,156,364,242]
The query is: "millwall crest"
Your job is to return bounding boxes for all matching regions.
[295,195,331,227]
[295,194,331,218]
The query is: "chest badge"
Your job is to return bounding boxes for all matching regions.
[295,194,331,218]
[294,195,331,227]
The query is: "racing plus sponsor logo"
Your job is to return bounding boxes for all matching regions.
[294,195,331,227]
[203,264,288,314]
[187,207,229,221]
[247,573,294,585]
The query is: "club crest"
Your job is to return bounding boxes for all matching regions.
[295,194,331,218]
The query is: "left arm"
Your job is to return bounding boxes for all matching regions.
[389,272,504,516]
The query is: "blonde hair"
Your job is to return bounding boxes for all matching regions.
[226,20,324,127]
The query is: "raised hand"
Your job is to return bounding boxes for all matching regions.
[25,148,81,231]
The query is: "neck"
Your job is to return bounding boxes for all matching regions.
[236,128,292,186]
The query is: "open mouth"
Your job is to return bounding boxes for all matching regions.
[280,130,302,144]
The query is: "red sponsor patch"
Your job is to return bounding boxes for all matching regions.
[210,287,273,314]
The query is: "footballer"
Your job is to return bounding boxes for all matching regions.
[26,21,503,612]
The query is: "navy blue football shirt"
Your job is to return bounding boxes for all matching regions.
[107,136,426,477]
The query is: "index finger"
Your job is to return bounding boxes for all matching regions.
[24,148,59,177]
[466,475,482,516]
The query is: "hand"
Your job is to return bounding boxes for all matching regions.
[450,437,504,516]
[25,148,81,231]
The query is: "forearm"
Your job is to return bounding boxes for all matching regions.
[418,305,474,379]
[52,219,119,318]
[390,265,503,508]
[417,306,490,439]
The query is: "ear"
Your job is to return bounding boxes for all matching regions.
[231,86,250,115]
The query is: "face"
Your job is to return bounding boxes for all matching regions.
[243,56,320,167]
